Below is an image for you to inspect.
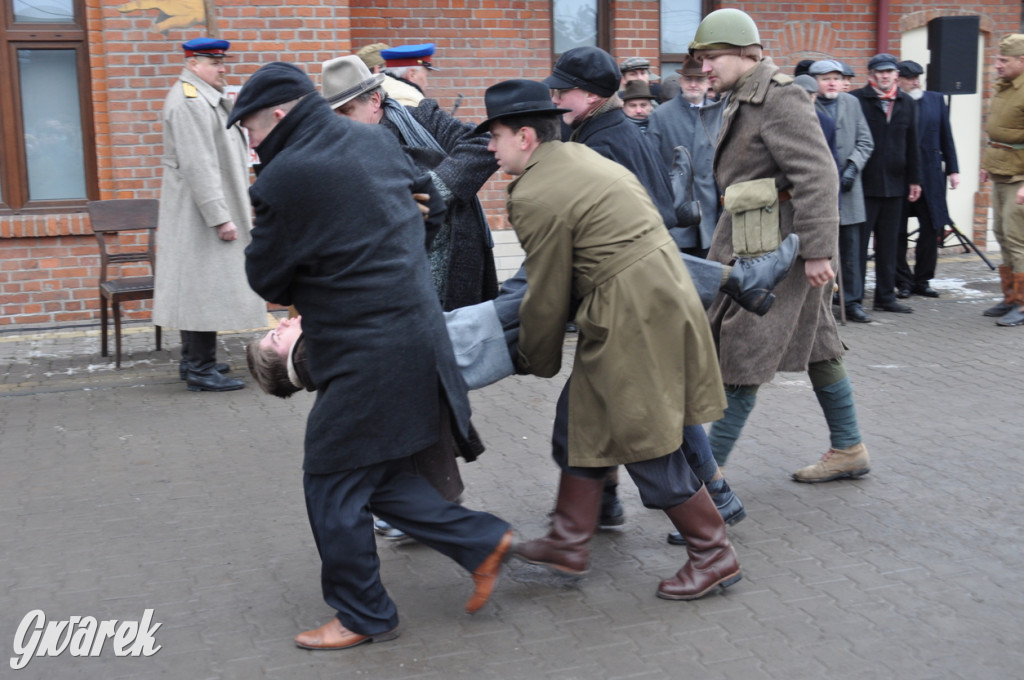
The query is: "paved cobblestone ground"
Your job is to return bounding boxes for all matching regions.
[1,254,1021,679]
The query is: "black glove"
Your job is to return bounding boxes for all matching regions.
[840,160,858,192]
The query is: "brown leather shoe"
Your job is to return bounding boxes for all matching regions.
[294,618,398,650]
[466,530,514,614]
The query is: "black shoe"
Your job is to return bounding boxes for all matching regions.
[722,233,801,316]
[896,287,911,299]
[845,304,872,323]
[873,301,913,313]
[911,285,939,298]
[179,360,230,381]
[186,368,245,392]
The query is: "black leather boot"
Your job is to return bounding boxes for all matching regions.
[179,330,231,380]
[721,233,800,316]
[186,331,244,392]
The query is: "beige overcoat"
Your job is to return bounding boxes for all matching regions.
[153,68,266,332]
[707,58,845,386]
[508,141,726,468]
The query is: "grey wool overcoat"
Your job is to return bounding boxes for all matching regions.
[707,58,845,386]
[153,68,267,332]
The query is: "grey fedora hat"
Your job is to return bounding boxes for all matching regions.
[321,55,385,109]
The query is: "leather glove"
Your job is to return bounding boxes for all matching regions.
[840,160,858,192]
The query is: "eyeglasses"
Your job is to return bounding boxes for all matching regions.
[550,87,578,99]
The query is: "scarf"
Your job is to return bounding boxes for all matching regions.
[382,96,444,153]
[869,76,899,121]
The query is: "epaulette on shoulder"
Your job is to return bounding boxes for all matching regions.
[771,73,794,86]
[182,81,198,98]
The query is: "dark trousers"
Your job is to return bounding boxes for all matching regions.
[839,222,865,306]
[862,196,903,305]
[303,457,509,636]
[896,197,938,289]
[550,379,702,509]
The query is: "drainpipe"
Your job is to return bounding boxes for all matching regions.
[877,0,890,53]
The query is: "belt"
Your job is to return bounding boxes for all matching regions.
[720,189,792,206]
[988,141,1024,151]
[574,228,672,299]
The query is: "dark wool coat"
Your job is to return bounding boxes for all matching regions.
[911,90,959,229]
[850,84,921,197]
[382,98,499,311]
[570,107,679,229]
[244,95,473,475]
[647,93,726,249]
[707,58,845,386]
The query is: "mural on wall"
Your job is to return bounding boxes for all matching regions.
[115,0,211,35]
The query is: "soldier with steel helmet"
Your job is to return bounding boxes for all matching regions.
[691,9,873,483]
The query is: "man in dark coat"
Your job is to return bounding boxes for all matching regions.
[894,60,960,299]
[232,62,513,651]
[321,55,498,311]
[850,53,922,314]
[647,55,726,257]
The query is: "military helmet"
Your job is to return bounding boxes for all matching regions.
[689,8,762,53]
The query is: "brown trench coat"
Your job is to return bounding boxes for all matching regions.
[153,69,267,332]
[707,58,845,386]
[508,141,726,468]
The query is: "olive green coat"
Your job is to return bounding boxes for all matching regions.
[707,59,845,386]
[153,69,267,332]
[508,141,726,467]
[982,69,1024,180]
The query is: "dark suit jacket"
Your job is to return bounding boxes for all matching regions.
[912,90,959,228]
[245,95,473,475]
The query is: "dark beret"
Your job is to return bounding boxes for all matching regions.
[226,62,317,128]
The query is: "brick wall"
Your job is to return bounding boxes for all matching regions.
[1,0,1019,327]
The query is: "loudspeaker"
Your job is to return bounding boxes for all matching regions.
[926,16,979,94]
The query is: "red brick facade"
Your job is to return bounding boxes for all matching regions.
[0,1,1019,326]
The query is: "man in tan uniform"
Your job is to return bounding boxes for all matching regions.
[980,34,1024,327]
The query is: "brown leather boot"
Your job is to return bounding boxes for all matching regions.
[996,273,1024,326]
[514,473,603,575]
[984,265,1015,317]
[657,486,742,600]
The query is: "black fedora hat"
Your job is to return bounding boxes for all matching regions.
[473,79,570,134]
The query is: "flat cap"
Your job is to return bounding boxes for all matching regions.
[227,62,317,128]
[381,43,439,70]
[809,59,844,76]
[794,59,815,76]
[543,46,619,98]
[897,60,924,78]
[182,38,230,58]
[840,62,855,77]
[793,74,819,94]
[619,56,658,77]
[867,53,899,72]
[356,42,390,70]
[999,34,1024,57]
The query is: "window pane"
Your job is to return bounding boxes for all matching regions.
[13,0,75,23]
[661,0,702,54]
[18,49,87,201]
[553,0,598,53]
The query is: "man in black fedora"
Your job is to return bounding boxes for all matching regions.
[231,61,514,651]
[477,78,742,601]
